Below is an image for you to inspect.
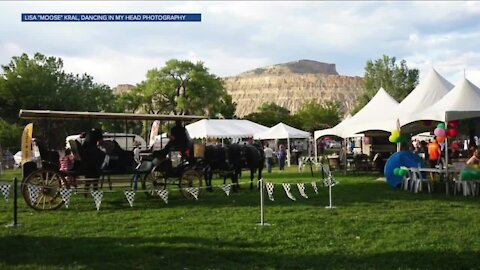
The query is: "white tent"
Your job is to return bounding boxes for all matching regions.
[314,87,399,141]
[401,78,480,125]
[186,119,269,139]
[254,122,310,166]
[350,68,454,135]
[254,122,310,140]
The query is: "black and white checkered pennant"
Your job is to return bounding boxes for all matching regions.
[266,182,275,201]
[0,184,11,201]
[185,187,199,200]
[124,190,135,207]
[28,184,42,204]
[157,189,169,204]
[59,187,74,208]
[91,190,103,211]
[282,183,296,201]
[221,184,231,196]
[297,183,308,199]
[324,175,336,187]
[311,182,318,194]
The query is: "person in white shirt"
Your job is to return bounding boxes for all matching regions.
[264,144,274,173]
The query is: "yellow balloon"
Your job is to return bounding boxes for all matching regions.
[391,130,400,137]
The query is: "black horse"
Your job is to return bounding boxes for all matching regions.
[203,143,264,191]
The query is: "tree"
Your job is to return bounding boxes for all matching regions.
[354,55,419,113]
[0,53,115,148]
[135,59,235,118]
[293,100,342,133]
[243,102,295,127]
[0,119,22,150]
[0,53,114,124]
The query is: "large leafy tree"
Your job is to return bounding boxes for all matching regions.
[244,102,296,127]
[135,59,235,118]
[0,53,114,123]
[354,55,419,113]
[293,100,341,133]
[0,53,114,148]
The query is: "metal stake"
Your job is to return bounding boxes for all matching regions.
[6,177,20,228]
[257,178,270,226]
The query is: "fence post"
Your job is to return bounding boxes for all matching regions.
[325,176,336,209]
[6,177,20,228]
[257,178,270,226]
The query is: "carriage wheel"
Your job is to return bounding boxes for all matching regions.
[22,169,65,211]
[142,169,167,197]
[179,168,203,200]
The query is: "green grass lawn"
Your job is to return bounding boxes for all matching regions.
[1,166,480,269]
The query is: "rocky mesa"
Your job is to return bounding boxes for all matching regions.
[223,59,364,117]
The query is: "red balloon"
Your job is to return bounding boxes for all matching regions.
[447,129,459,138]
[449,121,459,128]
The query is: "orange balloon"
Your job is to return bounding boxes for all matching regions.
[436,136,446,143]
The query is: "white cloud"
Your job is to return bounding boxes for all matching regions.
[1,1,480,87]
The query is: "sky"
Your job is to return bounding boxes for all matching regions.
[1,1,480,88]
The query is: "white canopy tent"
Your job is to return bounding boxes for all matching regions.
[186,119,269,139]
[254,122,310,166]
[401,78,480,125]
[314,87,399,142]
[350,68,454,135]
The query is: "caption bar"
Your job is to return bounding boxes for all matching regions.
[22,13,201,22]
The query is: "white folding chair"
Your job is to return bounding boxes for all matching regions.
[410,167,431,194]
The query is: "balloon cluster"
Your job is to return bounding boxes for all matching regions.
[389,130,410,143]
[393,167,409,177]
[433,121,459,143]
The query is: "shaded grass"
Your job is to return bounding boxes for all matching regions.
[1,167,480,269]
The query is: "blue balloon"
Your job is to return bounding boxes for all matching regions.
[384,151,425,189]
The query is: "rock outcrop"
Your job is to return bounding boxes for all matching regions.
[112,84,135,95]
[224,60,364,117]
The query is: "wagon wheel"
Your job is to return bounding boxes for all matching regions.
[142,169,167,197]
[22,169,65,211]
[179,168,203,200]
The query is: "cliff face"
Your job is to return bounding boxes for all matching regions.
[223,60,364,117]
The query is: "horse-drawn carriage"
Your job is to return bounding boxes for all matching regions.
[19,109,206,211]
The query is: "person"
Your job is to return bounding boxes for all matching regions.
[349,140,355,154]
[428,138,442,168]
[153,121,193,164]
[264,144,274,173]
[132,141,143,190]
[277,144,287,171]
[466,149,480,166]
[451,140,460,159]
[59,148,76,188]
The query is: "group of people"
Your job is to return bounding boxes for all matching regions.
[263,144,287,173]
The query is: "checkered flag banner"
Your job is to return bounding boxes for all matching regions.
[157,189,169,204]
[282,183,296,201]
[324,175,337,187]
[28,184,42,204]
[185,187,199,200]
[297,183,308,199]
[59,187,74,208]
[221,184,231,196]
[266,182,275,201]
[124,190,135,207]
[0,184,11,201]
[91,190,103,211]
[311,182,318,194]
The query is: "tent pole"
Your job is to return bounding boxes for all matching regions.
[445,120,449,193]
[287,137,291,167]
[344,138,347,176]
[314,137,318,162]
[396,119,401,152]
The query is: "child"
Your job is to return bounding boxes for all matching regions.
[59,148,77,188]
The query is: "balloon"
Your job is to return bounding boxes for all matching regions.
[447,129,459,138]
[393,168,401,176]
[389,135,398,143]
[437,123,446,129]
[449,120,459,128]
[434,128,446,137]
[391,130,400,138]
[399,168,409,177]
[461,169,471,181]
[436,136,446,143]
